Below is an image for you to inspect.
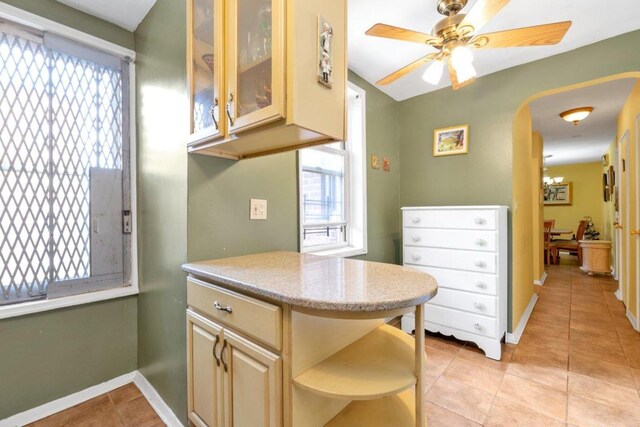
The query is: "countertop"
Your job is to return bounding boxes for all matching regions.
[182,251,438,313]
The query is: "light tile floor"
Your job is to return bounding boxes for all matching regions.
[418,258,640,426]
[28,383,164,427]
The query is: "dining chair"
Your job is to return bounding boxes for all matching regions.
[543,220,558,265]
[555,220,588,265]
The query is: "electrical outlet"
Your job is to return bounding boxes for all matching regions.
[250,198,267,220]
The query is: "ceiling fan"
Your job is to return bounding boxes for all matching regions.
[365,0,572,89]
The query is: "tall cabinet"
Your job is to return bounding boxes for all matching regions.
[401,206,509,360]
[187,0,346,159]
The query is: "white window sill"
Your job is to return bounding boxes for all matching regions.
[308,246,368,258]
[0,286,139,320]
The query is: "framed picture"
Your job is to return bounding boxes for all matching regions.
[544,182,573,206]
[602,173,609,202]
[433,124,469,157]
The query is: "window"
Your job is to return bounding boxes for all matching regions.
[0,17,133,309]
[298,82,366,256]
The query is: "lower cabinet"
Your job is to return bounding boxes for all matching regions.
[187,309,282,427]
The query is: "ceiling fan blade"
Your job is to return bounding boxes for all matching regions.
[376,53,439,85]
[447,60,474,91]
[459,0,510,34]
[471,21,572,49]
[365,23,439,45]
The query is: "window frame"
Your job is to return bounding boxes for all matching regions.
[0,3,138,320]
[298,81,367,257]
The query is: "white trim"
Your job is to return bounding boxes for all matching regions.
[627,308,639,331]
[533,271,548,286]
[506,293,538,344]
[635,113,640,332]
[615,288,623,301]
[0,3,135,59]
[313,246,367,258]
[0,372,137,427]
[1,371,182,427]
[133,372,182,427]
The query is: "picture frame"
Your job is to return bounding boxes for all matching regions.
[433,124,469,157]
[544,182,573,206]
[602,173,609,202]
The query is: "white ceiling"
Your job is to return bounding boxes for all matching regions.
[349,0,640,101]
[56,0,157,31]
[530,78,636,166]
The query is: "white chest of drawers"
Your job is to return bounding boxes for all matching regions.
[401,206,508,360]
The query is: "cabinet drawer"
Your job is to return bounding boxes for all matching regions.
[187,277,282,350]
[404,247,497,274]
[427,288,497,317]
[424,304,498,338]
[403,209,496,230]
[408,266,498,296]
[403,228,497,252]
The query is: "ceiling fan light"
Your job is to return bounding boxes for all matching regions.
[455,61,477,83]
[450,45,473,68]
[559,107,593,125]
[422,60,444,85]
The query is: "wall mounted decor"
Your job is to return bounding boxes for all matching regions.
[603,173,609,202]
[433,124,468,157]
[317,16,333,88]
[382,158,390,172]
[544,182,572,206]
[371,154,379,169]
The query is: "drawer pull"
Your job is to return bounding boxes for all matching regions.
[475,261,486,268]
[411,254,422,262]
[214,301,233,314]
[474,217,485,225]
[476,282,486,289]
[474,239,485,246]
[212,334,221,367]
[411,217,421,224]
[412,235,421,243]
[474,323,482,330]
[221,339,229,372]
[474,302,485,311]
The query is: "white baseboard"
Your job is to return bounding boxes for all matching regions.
[506,293,538,344]
[616,288,623,301]
[534,271,548,286]
[1,371,182,427]
[627,309,640,331]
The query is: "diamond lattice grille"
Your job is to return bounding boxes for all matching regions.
[0,28,123,304]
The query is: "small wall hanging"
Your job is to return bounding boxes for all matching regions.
[317,16,333,88]
[433,124,468,157]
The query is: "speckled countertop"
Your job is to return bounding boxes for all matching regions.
[182,251,438,313]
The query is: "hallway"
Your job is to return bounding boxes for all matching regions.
[422,259,640,426]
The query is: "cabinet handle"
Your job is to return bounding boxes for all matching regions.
[474,217,485,225]
[476,282,486,289]
[210,97,219,130]
[474,239,485,246]
[212,334,220,367]
[474,302,485,311]
[475,261,486,268]
[474,323,482,330]
[411,217,421,224]
[220,339,229,372]
[412,235,421,243]
[630,230,640,235]
[214,300,233,314]
[226,93,234,127]
[412,253,421,262]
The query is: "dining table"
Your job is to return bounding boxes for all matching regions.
[551,228,573,237]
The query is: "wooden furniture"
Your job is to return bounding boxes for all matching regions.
[400,206,508,360]
[555,220,587,264]
[579,240,612,275]
[186,0,346,160]
[544,220,558,265]
[183,251,437,426]
[550,228,572,237]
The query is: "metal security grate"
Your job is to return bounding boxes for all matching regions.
[0,26,124,304]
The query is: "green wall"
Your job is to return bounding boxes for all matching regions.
[0,0,137,419]
[134,0,189,422]
[397,30,640,330]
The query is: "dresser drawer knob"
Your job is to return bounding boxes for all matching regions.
[474,323,482,330]
[474,239,485,246]
[412,235,421,243]
[411,253,421,262]
[476,282,486,289]
[214,301,233,314]
[474,217,485,225]
[474,302,485,311]
[475,261,486,268]
[411,217,421,224]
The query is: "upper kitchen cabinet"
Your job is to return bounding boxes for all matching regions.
[186,0,347,160]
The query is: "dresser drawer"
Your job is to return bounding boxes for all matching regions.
[187,277,282,350]
[424,304,498,338]
[403,209,497,230]
[403,228,497,252]
[408,266,498,296]
[404,247,497,274]
[427,288,497,317]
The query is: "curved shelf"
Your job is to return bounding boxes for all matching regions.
[325,388,415,426]
[293,324,416,400]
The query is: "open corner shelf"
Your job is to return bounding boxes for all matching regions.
[325,388,416,427]
[293,324,417,400]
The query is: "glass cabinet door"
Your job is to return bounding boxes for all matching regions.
[226,0,284,133]
[188,0,224,143]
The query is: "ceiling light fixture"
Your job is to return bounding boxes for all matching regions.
[422,60,444,85]
[450,45,477,84]
[559,107,593,125]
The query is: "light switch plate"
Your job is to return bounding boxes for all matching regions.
[250,198,267,220]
